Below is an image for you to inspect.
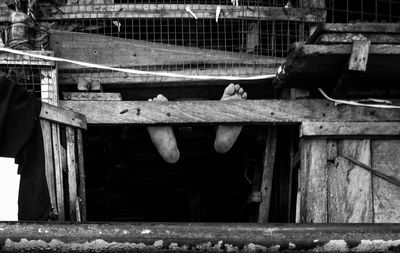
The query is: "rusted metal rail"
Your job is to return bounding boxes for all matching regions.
[1,222,400,252]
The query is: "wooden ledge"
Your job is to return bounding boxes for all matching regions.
[59,99,400,125]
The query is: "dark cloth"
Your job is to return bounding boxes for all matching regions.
[0,72,50,220]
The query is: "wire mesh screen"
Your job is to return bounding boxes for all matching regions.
[0,50,56,103]
[1,0,400,88]
[30,0,324,85]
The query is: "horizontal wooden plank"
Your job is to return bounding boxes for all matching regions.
[58,65,280,85]
[39,4,325,22]
[59,99,400,125]
[40,102,87,129]
[63,92,122,101]
[317,23,400,34]
[307,23,400,44]
[49,31,277,69]
[301,122,400,137]
[315,33,400,45]
[0,51,55,66]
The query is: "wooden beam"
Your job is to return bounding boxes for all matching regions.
[39,4,325,22]
[50,31,279,70]
[63,92,122,101]
[58,65,280,85]
[313,23,400,35]
[59,99,400,125]
[315,33,400,45]
[301,122,400,138]
[258,127,277,223]
[0,51,55,66]
[40,102,87,130]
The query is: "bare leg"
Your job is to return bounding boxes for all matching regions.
[214,83,247,153]
[147,94,180,163]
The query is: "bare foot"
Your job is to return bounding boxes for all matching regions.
[214,83,247,153]
[147,94,180,163]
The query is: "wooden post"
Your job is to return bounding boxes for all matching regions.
[51,123,65,221]
[66,127,78,221]
[77,129,87,221]
[40,120,58,218]
[258,127,277,223]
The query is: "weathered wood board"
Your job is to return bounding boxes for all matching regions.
[328,140,373,223]
[258,127,277,223]
[63,92,122,101]
[49,31,277,69]
[372,140,400,223]
[60,99,400,125]
[39,4,325,22]
[301,122,400,138]
[300,134,400,223]
[300,139,328,223]
[348,40,370,72]
[40,102,87,130]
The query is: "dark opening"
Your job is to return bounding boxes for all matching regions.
[83,124,299,222]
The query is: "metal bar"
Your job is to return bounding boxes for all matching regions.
[342,155,400,188]
[1,223,400,252]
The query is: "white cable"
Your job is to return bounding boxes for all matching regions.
[318,88,400,109]
[0,47,276,81]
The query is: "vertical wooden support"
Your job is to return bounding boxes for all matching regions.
[299,139,328,223]
[52,123,65,221]
[66,127,78,221]
[348,40,371,72]
[40,119,58,217]
[258,127,277,223]
[77,129,87,221]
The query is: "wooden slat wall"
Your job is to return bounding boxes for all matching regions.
[51,123,65,221]
[40,120,58,217]
[372,140,400,222]
[299,137,400,223]
[328,140,373,223]
[66,127,78,221]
